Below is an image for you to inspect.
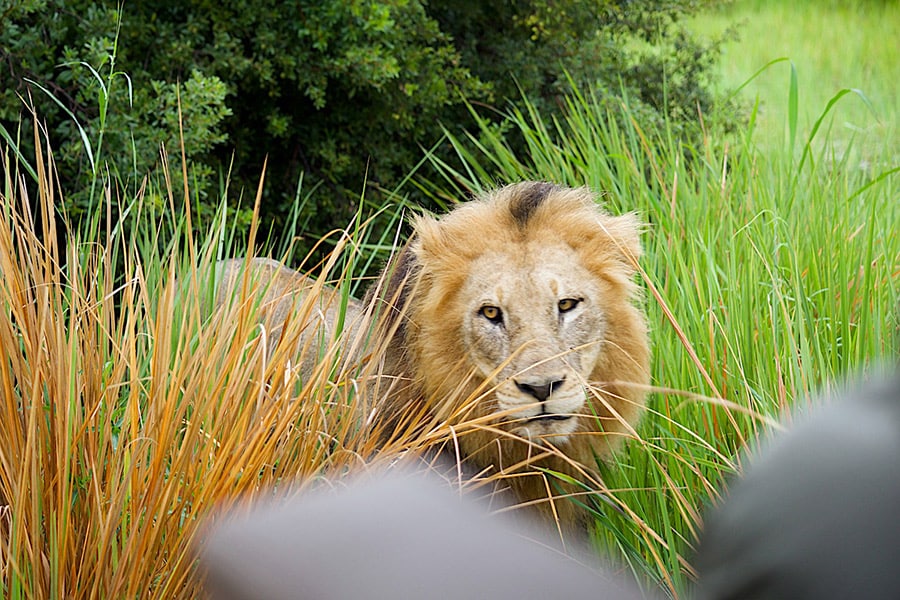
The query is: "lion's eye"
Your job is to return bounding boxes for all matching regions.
[558,298,581,313]
[479,305,503,324]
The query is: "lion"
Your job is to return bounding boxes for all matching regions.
[214,182,650,536]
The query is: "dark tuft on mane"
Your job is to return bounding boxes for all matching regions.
[508,182,557,228]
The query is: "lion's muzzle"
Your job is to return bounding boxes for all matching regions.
[514,376,567,402]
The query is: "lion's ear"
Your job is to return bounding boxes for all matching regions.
[594,211,644,277]
[409,213,445,265]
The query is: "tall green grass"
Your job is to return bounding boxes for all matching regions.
[423,83,897,594]
[690,0,899,164]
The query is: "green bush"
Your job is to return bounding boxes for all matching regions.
[431,1,729,136]
[1,0,730,252]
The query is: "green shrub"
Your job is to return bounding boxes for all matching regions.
[0,3,231,218]
[1,0,730,252]
[431,1,731,138]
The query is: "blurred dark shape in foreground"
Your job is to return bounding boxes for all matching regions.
[200,368,900,599]
[695,369,900,599]
[200,471,648,600]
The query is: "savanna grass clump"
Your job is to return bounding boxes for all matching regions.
[1,126,652,599]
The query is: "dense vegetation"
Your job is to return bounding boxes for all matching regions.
[0,0,897,598]
[1,0,727,251]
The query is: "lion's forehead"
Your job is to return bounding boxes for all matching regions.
[465,244,596,307]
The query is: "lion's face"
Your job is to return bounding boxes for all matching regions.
[380,182,649,466]
[460,243,606,441]
[357,182,651,529]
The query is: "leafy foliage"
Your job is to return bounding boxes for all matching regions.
[1,2,232,218]
[1,0,728,250]
[431,1,729,134]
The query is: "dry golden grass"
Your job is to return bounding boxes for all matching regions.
[0,136,427,597]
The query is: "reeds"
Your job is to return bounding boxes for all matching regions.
[0,123,652,598]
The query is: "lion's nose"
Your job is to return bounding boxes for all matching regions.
[515,377,566,402]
